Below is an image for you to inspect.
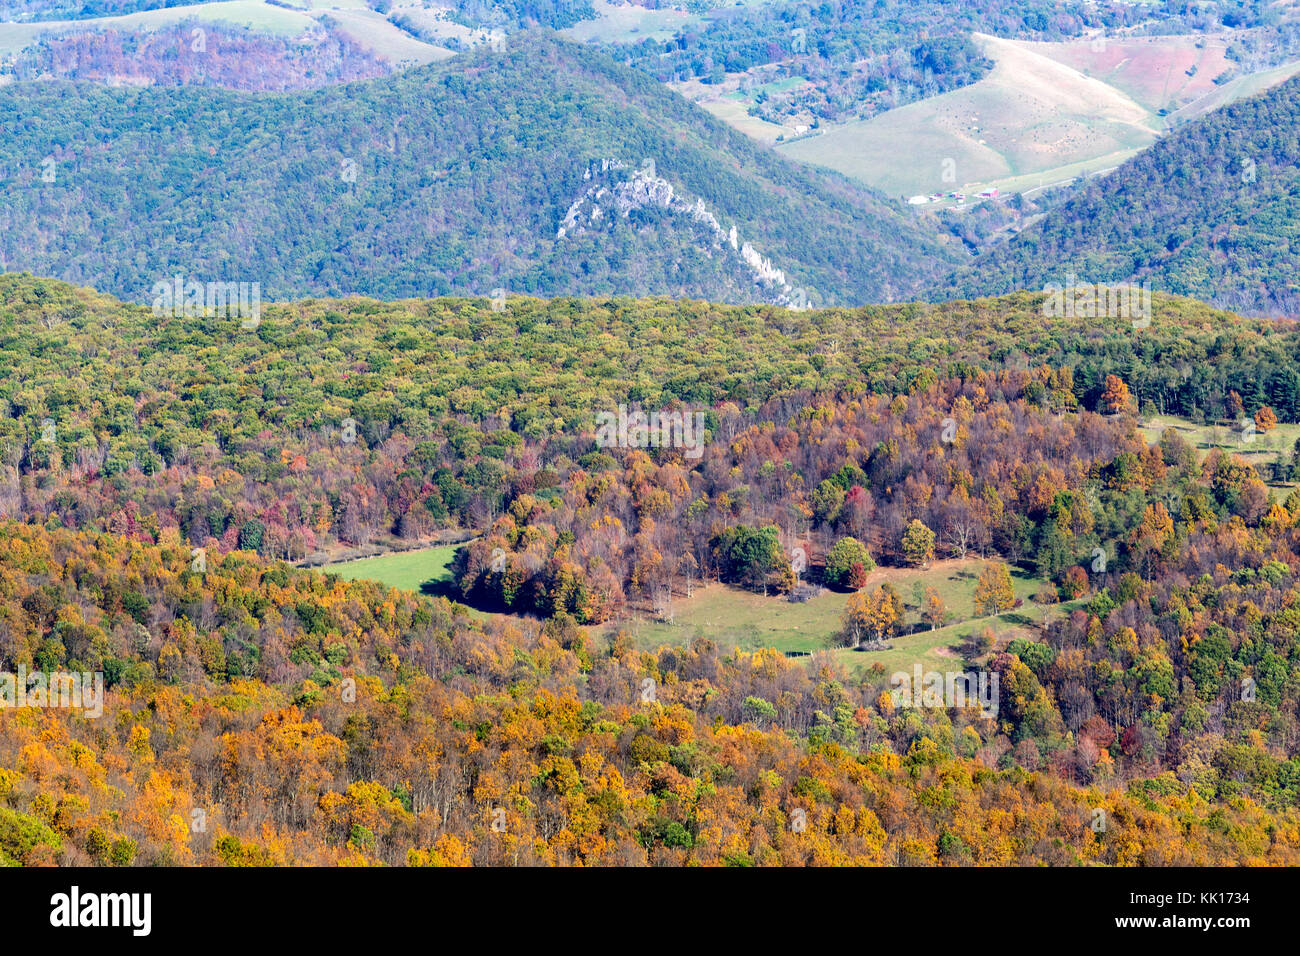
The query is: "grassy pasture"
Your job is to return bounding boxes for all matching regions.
[561,0,697,44]
[604,558,1057,670]
[323,542,461,593]
[0,1,314,56]
[1139,414,1300,501]
[316,8,453,64]
[321,546,1074,674]
[778,32,1159,197]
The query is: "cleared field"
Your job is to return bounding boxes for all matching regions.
[283,0,372,9]
[314,8,453,64]
[561,0,697,44]
[605,558,1054,666]
[323,542,461,593]
[667,72,811,143]
[0,0,461,63]
[779,33,1158,199]
[690,93,794,143]
[992,148,1137,198]
[382,3,478,43]
[325,544,1072,673]
[1023,35,1233,117]
[1169,58,1300,124]
[777,32,1300,199]
[1139,414,1300,501]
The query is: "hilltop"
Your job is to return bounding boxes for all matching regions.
[0,32,957,306]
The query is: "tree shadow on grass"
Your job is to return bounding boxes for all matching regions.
[419,579,459,600]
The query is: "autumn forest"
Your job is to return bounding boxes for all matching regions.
[0,274,1299,869]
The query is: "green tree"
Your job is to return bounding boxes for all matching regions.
[901,520,935,568]
[824,536,874,589]
[712,525,792,594]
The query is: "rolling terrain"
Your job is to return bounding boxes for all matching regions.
[5,0,1300,883]
[778,33,1300,200]
[2,273,1300,870]
[0,32,959,305]
[938,73,1300,316]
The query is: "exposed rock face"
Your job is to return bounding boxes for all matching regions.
[557,158,810,308]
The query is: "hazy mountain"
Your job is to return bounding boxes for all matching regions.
[0,32,960,307]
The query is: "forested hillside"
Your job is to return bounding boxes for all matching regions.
[3,274,1300,867]
[3,519,1297,866]
[939,74,1300,316]
[0,32,955,306]
[3,272,1298,564]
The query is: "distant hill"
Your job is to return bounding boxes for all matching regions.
[5,21,394,89]
[935,75,1300,316]
[0,32,959,306]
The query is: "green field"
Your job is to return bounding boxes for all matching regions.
[323,542,462,593]
[1139,414,1300,501]
[323,545,1077,674]
[605,559,1055,668]
[690,94,793,143]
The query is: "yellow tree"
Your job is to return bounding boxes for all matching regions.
[1100,374,1134,415]
[1132,502,1175,564]
[1255,406,1278,433]
[842,586,900,646]
[901,519,935,568]
[973,562,1016,616]
[923,586,947,631]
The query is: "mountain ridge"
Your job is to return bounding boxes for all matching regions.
[933,74,1300,316]
[0,31,961,307]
